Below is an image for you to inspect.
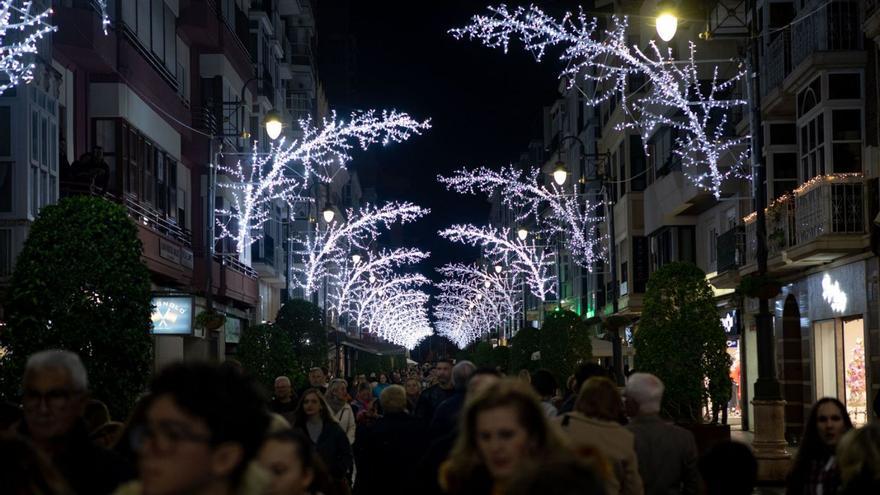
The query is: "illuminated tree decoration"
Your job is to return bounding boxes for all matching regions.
[452,4,749,198]
[437,263,520,326]
[0,0,56,95]
[215,110,430,257]
[352,275,433,349]
[328,247,430,321]
[291,202,429,296]
[353,273,430,330]
[96,0,110,34]
[439,224,555,302]
[440,165,606,268]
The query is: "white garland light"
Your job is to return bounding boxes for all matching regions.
[215,110,430,256]
[96,0,110,34]
[439,165,606,268]
[439,224,555,302]
[291,202,429,296]
[0,1,56,95]
[452,4,750,198]
[353,275,433,349]
[329,247,430,321]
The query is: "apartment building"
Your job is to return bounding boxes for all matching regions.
[0,0,335,367]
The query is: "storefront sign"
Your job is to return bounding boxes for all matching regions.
[159,239,181,264]
[821,274,848,313]
[150,296,193,335]
[721,311,736,335]
[181,248,194,269]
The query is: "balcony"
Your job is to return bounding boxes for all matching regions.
[761,29,791,98]
[742,174,868,274]
[710,226,745,289]
[791,1,862,72]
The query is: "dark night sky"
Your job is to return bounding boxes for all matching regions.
[316,1,564,280]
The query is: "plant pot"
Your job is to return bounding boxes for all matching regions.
[195,311,226,331]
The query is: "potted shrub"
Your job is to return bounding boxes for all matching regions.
[195,310,226,331]
[634,262,732,454]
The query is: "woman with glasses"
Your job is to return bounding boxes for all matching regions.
[292,388,353,492]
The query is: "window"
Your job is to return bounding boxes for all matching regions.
[121,0,177,78]
[829,73,861,100]
[629,135,646,192]
[28,87,58,216]
[769,124,797,145]
[0,106,10,156]
[0,162,11,212]
[831,109,861,173]
[799,113,825,181]
[709,227,718,264]
[617,141,626,200]
[772,152,798,198]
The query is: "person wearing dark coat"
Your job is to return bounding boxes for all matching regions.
[293,388,353,485]
[19,350,132,495]
[415,359,455,421]
[427,361,476,439]
[354,385,426,495]
[559,362,609,415]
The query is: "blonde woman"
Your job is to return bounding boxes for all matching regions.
[326,379,356,445]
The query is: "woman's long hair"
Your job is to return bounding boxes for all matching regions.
[443,378,569,493]
[292,388,339,427]
[788,398,854,489]
[263,429,335,495]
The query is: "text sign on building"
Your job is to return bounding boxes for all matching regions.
[150,296,193,335]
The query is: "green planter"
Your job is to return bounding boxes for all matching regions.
[195,311,226,331]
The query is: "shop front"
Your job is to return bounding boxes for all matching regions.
[740,260,871,437]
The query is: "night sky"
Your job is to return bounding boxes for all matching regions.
[316,1,563,279]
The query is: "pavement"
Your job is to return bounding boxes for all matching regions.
[730,426,791,495]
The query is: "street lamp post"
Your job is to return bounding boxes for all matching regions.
[558,134,620,382]
[205,78,283,312]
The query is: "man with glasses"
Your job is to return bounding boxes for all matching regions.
[121,361,270,495]
[19,349,131,495]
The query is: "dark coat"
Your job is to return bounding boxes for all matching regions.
[626,415,699,495]
[428,390,465,439]
[415,384,455,422]
[354,412,426,495]
[297,421,353,481]
[20,420,133,495]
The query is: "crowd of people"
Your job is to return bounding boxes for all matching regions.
[1,350,880,495]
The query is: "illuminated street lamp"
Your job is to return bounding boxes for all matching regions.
[517,227,529,241]
[264,110,284,140]
[655,1,678,42]
[494,264,503,274]
[552,161,568,186]
[351,253,361,264]
[322,205,336,223]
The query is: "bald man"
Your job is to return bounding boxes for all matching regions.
[271,376,297,425]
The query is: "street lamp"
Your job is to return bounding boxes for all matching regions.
[322,205,336,223]
[264,110,284,140]
[484,280,492,289]
[351,253,361,264]
[655,1,678,42]
[552,161,569,186]
[494,264,503,274]
[368,273,376,284]
[517,227,529,241]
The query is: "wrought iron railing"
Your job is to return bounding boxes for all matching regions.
[743,175,866,264]
[123,195,193,248]
[791,1,862,70]
[795,175,865,244]
[762,28,791,96]
[716,226,745,273]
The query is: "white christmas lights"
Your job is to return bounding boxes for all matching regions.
[291,202,429,296]
[215,110,430,257]
[96,0,110,34]
[439,224,555,302]
[0,1,56,95]
[452,4,750,198]
[439,164,607,268]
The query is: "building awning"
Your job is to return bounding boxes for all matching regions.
[334,332,407,356]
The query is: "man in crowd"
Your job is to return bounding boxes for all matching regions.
[270,376,297,425]
[18,350,131,495]
[428,360,476,438]
[415,358,455,421]
[123,361,270,495]
[625,372,700,495]
[300,367,328,396]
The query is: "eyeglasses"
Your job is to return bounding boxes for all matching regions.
[130,421,212,454]
[22,388,81,409]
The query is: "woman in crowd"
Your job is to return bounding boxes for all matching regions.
[836,422,880,495]
[405,377,422,415]
[372,373,391,399]
[258,429,333,495]
[326,379,356,446]
[786,398,854,495]
[292,389,353,490]
[557,376,642,495]
[439,378,570,495]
